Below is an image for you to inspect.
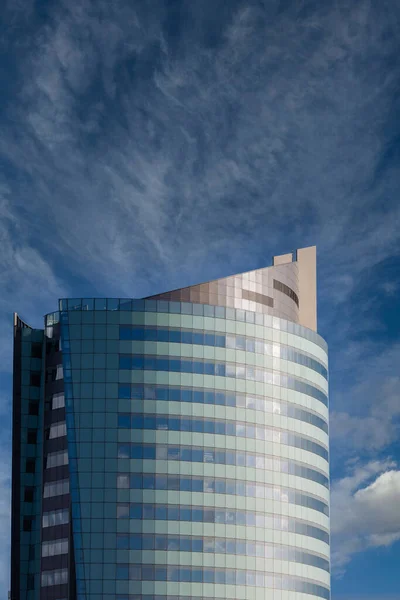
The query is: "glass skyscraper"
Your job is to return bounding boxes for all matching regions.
[11,246,329,600]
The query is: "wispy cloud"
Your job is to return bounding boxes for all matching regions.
[0,0,399,592]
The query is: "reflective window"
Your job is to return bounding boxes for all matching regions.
[115,533,329,571]
[119,326,327,378]
[41,568,68,587]
[42,538,68,557]
[46,450,69,468]
[119,355,328,406]
[273,279,300,307]
[121,472,328,515]
[43,479,70,498]
[118,385,328,433]
[42,508,69,528]
[52,392,65,410]
[49,421,67,439]
[119,413,328,460]
[119,443,329,488]
[114,564,330,598]
[121,503,329,543]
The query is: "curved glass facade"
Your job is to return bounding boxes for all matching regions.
[11,246,329,600]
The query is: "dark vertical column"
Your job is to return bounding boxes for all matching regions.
[11,314,23,600]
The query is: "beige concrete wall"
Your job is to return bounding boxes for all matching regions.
[297,246,317,331]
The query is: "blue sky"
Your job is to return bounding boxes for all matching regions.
[0,0,400,597]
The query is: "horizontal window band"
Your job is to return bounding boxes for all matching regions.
[119,325,327,379]
[119,355,328,407]
[117,472,329,515]
[115,564,330,598]
[116,532,329,571]
[117,443,329,488]
[58,299,328,353]
[118,413,328,461]
[117,503,329,544]
[118,385,328,433]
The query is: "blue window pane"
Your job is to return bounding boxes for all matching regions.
[117,535,129,549]
[169,359,181,372]
[118,415,131,428]
[119,356,131,369]
[157,359,169,371]
[143,446,156,460]
[180,537,191,552]
[180,507,191,521]
[168,506,179,521]
[118,445,130,458]
[192,508,203,522]
[119,326,132,340]
[132,415,144,429]
[143,475,155,489]
[181,389,192,402]
[215,335,225,347]
[131,386,143,399]
[157,329,169,342]
[143,416,156,429]
[130,536,141,550]
[204,420,215,434]
[169,330,181,343]
[144,329,157,341]
[118,385,131,399]
[130,475,142,488]
[142,535,153,550]
[204,391,214,405]
[131,445,142,459]
[116,565,129,580]
[131,357,144,369]
[215,363,226,376]
[155,505,167,520]
[181,448,192,461]
[215,392,225,405]
[181,331,192,344]
[193,361,204,374]
[131,328,144,340]
[144,357,157,370]
[193,390,204,403]
[192,478,203,492]
[193,332,204,345]
[143,505,155,519]
[156,387,168,400]
[181,360,193,373]
[130,505,142,519]
[204,362,215,375]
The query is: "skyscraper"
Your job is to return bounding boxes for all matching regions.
[11,246,329,600]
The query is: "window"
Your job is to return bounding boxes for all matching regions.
[23,517,34,532]
[42,538,68,557]
[26,459,35,474]
[49,421,67,439]
[30,372,41,387]
[42,508,69,528]
[46,450,68,469]
[27,429,37,445]
[24,487,34,503]
[27,574,34,590]
[28,401,39,416]
[31,343,42,358]
[52,392,65,410]
[43,479,69,498]
[41,568,68,587]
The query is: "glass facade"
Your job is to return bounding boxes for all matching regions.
[11,246,330,600]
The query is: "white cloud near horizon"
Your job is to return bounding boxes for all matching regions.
[331,460,400,575]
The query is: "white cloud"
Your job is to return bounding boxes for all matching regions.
[331,460,400,574]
